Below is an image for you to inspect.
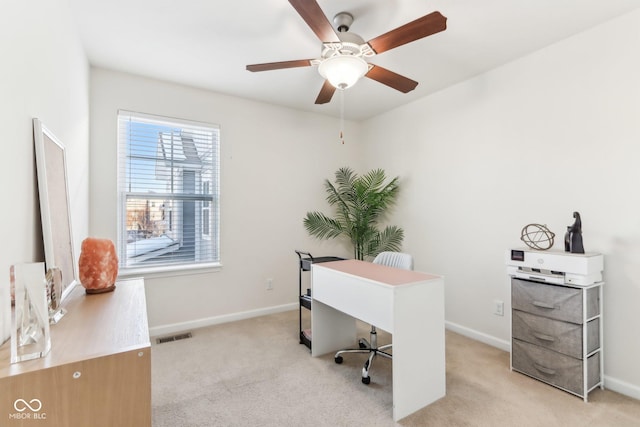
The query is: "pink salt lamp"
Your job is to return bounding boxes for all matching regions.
[78,238,118,294]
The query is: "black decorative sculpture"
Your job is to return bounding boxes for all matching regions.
[564,211,585,254]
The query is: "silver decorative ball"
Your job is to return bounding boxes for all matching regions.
[520,224,555,250]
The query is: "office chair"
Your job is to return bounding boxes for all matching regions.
[334,251,414,384]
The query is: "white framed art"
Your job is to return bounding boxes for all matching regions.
[33,118,78,303]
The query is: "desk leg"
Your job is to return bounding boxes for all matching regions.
[392,279,446,421]
[311,299,357,357]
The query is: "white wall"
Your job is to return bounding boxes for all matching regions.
[89,68,362,334]
[0,0,89,340]
[361,10,640,397]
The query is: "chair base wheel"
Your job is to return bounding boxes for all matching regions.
[362,376,371,385]
[334,356,343,364]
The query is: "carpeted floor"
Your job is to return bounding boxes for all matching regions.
[151,310,640,426]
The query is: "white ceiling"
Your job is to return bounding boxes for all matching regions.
[69,0,640,121]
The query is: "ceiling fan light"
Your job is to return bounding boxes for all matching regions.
[318,55,368,90]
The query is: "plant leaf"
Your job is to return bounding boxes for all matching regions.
[303,211,343,240]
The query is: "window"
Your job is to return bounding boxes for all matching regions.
[117,111,220,271]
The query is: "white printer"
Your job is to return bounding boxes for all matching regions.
[506,248,603,286]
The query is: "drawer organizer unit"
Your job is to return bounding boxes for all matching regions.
[507,249,604,401]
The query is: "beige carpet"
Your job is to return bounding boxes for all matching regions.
[151,310,640,426]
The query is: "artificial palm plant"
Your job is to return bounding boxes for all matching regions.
[303,167,404,260]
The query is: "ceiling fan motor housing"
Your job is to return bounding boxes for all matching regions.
[321,32,374,59]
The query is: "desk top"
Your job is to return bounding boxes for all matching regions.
[314,259,440,286]
[0,277,149,377]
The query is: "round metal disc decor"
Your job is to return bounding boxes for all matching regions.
[520,224,555,250]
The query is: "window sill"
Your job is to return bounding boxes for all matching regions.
[117,262,222,280]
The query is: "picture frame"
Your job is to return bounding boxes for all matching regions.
[33,118,78,303]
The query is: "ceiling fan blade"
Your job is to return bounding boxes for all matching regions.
[288,0,340,43]
[366,65,418,93]
[246,59,313,72]
[367,11,447,55]
[315,80,336,104]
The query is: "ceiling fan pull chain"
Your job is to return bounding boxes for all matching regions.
[340,89,345,144]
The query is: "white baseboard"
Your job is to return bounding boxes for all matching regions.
[148,302,298,337]
[445,321,511,352]
[604,376,640,400]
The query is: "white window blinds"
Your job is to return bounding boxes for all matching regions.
[117,111,220,270]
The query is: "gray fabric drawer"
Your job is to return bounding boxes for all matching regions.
[512,310,600,358]
[512,339,600,396]
[512,278,599,323]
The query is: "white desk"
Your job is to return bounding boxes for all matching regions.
[311,259,445,421]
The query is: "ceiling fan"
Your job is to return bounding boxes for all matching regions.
[246,0,447,105]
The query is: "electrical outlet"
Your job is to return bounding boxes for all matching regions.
[266,278,273,290]
[494,300,504,316]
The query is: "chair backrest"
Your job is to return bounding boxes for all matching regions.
[372,251,414,271]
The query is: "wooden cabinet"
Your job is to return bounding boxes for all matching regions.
[0,278,151,426]
[511,277,603,401]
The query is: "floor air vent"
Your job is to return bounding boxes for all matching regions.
[156,332,193,344]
